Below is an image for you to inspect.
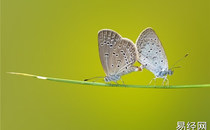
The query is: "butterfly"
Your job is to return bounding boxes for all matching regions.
[98,29,139,83]
[135,27,188,85]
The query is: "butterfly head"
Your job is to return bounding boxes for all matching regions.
[157,69,173,77]
[167,69,174,76]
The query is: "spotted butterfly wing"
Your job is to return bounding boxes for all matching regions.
[136,27,168,77]
[98,29,138,82]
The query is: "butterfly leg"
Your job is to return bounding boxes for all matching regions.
[161,78,166,86]
[120,78,126,86]
[148,79,153,86]
[166,78,169,86]
[154,78,157,86]
[162,77,169,86]
[114,81,119,85]
[148,77,156,86]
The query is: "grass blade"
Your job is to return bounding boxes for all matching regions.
[7,72,210,89]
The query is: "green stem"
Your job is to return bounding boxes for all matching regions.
[8,72,210,89]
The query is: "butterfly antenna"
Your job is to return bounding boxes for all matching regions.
[170,66,181,70]
[84,76,104,81]
[170,53,189,69]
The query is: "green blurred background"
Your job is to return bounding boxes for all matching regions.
[1,0,210,129]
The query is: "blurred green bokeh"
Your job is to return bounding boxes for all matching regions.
[1,0,210,129]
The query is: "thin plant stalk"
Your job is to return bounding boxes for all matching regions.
[7,72,210,89]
